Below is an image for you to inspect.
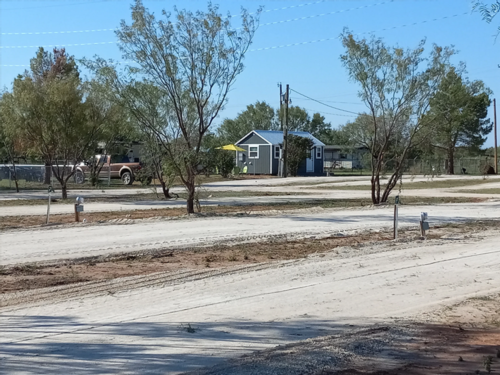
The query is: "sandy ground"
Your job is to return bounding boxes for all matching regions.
[2,176,500,374]
[2,202,500,266]
[1,175,500,217]
[2,229,500,374]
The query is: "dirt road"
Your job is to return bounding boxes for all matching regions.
[2,175,500,217]
[2,229,500,374]
[1,202,500,266]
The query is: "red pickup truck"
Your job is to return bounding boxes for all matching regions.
[74,155,143,185]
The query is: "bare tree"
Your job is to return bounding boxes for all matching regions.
[340,31,454,204]
[105,0,260,213]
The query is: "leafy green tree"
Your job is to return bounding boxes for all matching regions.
[424,68,492,174]
[2,48,122,198]
[286,134,314,176]
[302,113,332,143]
[83,79,132,186]
[324,125,352,146]
[137,130,176,198]
[200,133,235,178]
[340,31,454,204]
[218,101,277,143]
[0,99,24,192]
[2,48,87,198]
[286,106,310,132]
[88,0,259,213]
[474,1,500,34]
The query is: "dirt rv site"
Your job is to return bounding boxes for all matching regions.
[3,175,500,374]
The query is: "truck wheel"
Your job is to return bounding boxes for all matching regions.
[74,171,85,184]
[121,171,133,185]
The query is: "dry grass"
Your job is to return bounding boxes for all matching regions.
[0,190,304,207]
[454,188,500,194]
[0,196,487,231]
[310,178,500,190]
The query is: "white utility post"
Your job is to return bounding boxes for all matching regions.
[393,195,400,240]
[46,185,55,224]
[108,156,111,187]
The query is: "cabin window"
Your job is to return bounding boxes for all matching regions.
[316,147,322,159]
[249,146,259,158]
[274,145,280,159]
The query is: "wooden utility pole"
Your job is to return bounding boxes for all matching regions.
[282,84,290,178]
[279,84,283,131]
[494,98,498,174]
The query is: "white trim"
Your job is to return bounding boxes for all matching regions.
[316,146,322,160]
[248,145,259,159]
[269,145,273,174]
[273,145,280,159]
[235,130,272,146]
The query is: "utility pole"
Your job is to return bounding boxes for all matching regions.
[494,98,498,174]
[282,84,290,178]
[279,84,283,131]
[279,83,284,177]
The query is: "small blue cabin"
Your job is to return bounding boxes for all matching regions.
[235,130,325,176]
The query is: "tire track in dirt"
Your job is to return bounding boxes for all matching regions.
[0,260,300,310]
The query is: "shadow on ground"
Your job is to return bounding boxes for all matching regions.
[2,314,499,374]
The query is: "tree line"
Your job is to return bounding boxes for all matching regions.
[0,0,496,209]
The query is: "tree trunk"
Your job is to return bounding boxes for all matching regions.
[185,175,196,214]
[160,180,172,199]
[371,155,383,204]
[447,148,454,175]
[44,163,52,184]
[53,172,69,199]
[186,187,195,214]
[61,182,68,199]
[10,162,19,193]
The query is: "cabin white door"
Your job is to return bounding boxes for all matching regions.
[306,148,314,172]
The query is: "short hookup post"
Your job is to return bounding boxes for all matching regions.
[75,197,84,222]
[46,185,55,224]
[393,195,400,240]
[420,212,429,237]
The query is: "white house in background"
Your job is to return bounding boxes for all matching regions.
[323,145,367,174]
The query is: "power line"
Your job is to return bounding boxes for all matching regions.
[1,1,389,36]
[241,0,327,17]
[1,28,117,36]
[302,108,358,117]
[1,1,330,35]
[292,97,365,105]
[250,12,469,52]
[0,12,470,54]
[2,0,119,11]
[0,41,116,49]
[259,1,391,27]
[290,89,361,115]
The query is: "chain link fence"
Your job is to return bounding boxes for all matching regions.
[404,157,499,176]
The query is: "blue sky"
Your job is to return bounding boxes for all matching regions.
[1,0,499,147]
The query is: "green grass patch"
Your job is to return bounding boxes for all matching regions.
[453,188,500,194]
[309,178,499,191]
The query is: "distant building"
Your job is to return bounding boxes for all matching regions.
[323,145,367,175]
[235,130,325,176]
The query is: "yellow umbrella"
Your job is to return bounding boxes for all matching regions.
[216,144,246,152]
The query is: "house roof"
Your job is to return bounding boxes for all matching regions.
[241,130,325,146]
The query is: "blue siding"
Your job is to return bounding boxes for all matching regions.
[295,146,324,176]
[236,144,271,174]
